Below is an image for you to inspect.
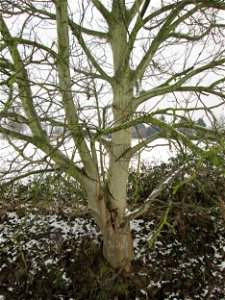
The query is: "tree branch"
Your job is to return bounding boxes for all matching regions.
[133,58,225,107]
[123,131,166,159]
[169,27,211,41]
[14,37,57,58]
[55,0,98,179]
[0,124,90,185]
[69,23,112,83]
[132,4,199,83]
[125,165,185,221]
[68,19,109,40]
[1,168,57,188]
[127,0,144,24]
[91,0,111,22]
[126,2,178,70]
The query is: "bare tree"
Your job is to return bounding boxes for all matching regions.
[0,0,225,270]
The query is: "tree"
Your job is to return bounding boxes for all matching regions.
[132,123,148,138]
[177,118,196,137]
[196,117,206,128]
[159,115,166,123]
[213,113,225,130]
[2,105,25,133]
[0,0,225,270]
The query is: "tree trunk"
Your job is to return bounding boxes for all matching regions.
[102,220,134,272]
[87,186,134,271]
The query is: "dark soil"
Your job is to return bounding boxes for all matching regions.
[0,199,224,300]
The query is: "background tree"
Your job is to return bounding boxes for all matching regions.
[213,113,225,130]
[0,0,225,270]
[196,117,207,128]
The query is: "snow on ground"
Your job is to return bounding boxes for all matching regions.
[130,138,178,166]
[0,207,224,299]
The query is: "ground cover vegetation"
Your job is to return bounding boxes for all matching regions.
[0,156,225,299]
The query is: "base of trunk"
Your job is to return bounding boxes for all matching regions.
[102,222,134,271]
